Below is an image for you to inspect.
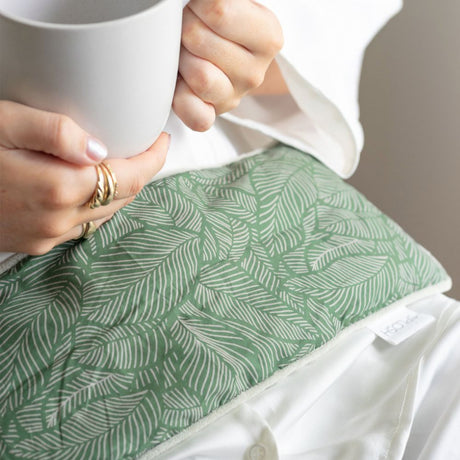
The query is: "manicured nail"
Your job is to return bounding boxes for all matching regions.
[87,137,108,162]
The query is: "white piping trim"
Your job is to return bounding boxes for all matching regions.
[138,278,452,459]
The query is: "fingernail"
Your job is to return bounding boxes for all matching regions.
[87,137,108,162]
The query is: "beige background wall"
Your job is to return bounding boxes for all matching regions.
[349,0,460,297]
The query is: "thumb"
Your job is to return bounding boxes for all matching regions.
[0,100,107,165]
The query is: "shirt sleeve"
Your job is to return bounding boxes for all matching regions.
[221,0,403,178]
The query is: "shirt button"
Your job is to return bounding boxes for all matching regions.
[247,444,266,460]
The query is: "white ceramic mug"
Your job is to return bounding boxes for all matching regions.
[0,0,188,158]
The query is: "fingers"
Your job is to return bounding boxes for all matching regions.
[0,132,170,255]
[64,133,170,247]
[61,215,115,246]
[178,47,238,115]
[0,100,107,165]
[103,132,170,200]
[74,132,169,221]
[175,0,284,132]
[68,131,170,207]
[73,193,136,229]
[182,7,258,88]
[24,215,115,256]
[187,0,283,56]
[172,77,216,132]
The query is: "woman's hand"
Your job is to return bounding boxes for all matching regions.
[0,101,169,255]
[173,0,284,131]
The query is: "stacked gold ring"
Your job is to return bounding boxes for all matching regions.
[78,221,98,240]
[75,162,119,241]
[88,162,118,209]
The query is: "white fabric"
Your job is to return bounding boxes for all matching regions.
[2,4,460,459]
[160,0,403,182]
[257,0,404,178]
[148,294,460,460]
[0,0,402,266]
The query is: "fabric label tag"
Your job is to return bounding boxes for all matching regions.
[368,306,435,345]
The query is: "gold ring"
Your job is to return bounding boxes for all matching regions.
[88,165,105,209]
[76,221,98,240]
[100,162,118,206]
[87,162,118,208]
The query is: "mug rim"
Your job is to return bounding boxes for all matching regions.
[0,0,171,30]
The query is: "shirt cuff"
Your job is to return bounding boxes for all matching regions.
[222,0,403,178]
[222,55,360,179]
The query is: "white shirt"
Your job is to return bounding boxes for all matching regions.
[147,293,460,460]
[160,0,403,180]
[0,0,402,268]
[7,3,459,460]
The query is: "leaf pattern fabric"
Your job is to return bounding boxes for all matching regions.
[0,145,448,459]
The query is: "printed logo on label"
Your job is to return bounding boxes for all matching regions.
[380,313,422,337]
[369,307,435,345]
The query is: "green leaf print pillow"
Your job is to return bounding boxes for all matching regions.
[0,144,450,459]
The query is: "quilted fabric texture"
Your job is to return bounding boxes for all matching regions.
[0,145,449,459]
